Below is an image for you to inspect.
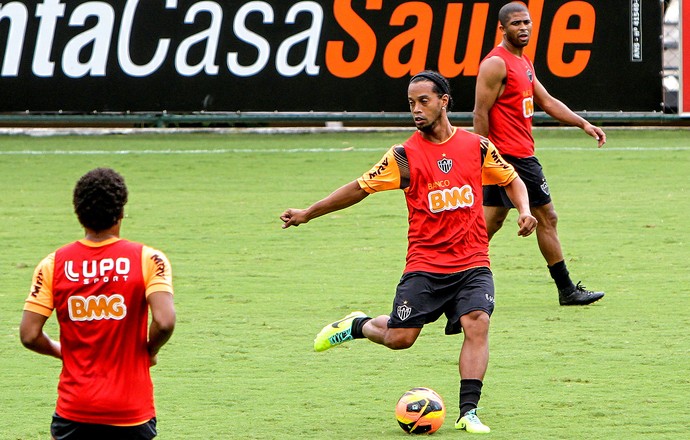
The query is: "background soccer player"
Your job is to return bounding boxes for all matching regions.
[281,71,537,433]
[474,1,606,306]
[20,168,176,440]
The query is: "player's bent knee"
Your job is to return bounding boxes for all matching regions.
[383,330,419,350]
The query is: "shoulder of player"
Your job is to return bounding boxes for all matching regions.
[478,55,506,80]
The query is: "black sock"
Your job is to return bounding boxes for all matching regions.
[459,379,483,417]
[548,260,575,291]
[351,317,371,339]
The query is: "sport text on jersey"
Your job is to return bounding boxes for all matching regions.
[64,257,131,285]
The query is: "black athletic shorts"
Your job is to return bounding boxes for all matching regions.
[51,413,157,440]
[483,155,552,208]
[387,266,495,335]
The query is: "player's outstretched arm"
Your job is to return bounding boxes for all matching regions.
[533,77,606,148]
[281,180,369,229]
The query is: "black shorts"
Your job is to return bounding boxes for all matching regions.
[483,155,551,208]
[51,413,157,440]
[388,267,495,335]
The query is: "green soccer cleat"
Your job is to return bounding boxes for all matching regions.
[313,311,367,352]
[455,408,491,434]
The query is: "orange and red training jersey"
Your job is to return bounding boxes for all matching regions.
[24,237,173,426]
[357,128,517,274]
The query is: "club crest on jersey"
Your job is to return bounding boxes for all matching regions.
[437,157,452,174]
[397,304,412,321]
[527,69,533,82]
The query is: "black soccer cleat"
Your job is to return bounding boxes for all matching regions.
[558,281,604,306]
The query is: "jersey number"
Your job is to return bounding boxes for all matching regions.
[522,97,534,118]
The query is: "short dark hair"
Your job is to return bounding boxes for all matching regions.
[73,168,128,231]
[499,1,529,26]
[409,70,454,110]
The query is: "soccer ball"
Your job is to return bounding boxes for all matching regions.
[395,387,446,434]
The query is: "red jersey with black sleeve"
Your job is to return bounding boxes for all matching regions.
[24,238,173,426]
[357,128,518,273]
[483,45,536,158]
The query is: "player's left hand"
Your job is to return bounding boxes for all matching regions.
[585,123,606,148]
[516,213,538,237]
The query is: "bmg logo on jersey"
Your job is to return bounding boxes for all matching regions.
[64,258,131,284]
[68,294,127,321]
[428,185,474,213]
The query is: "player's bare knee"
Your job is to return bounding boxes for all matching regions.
[535,206,559,229]
[384,334,416,350]
[461,311,490,337]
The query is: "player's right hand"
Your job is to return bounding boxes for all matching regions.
[280,209,308,228]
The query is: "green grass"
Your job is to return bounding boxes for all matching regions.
[1,128,688,439]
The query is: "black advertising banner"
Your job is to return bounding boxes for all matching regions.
[0,0,662,113]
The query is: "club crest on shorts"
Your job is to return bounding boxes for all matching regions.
[437,156,452,174]
[541,180,550,195]
[397,304,412,321]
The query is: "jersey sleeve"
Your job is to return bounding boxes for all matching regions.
[23,253,56,317]
[481,139,519,187]
[141,246,174,297]
[356,145,407,193]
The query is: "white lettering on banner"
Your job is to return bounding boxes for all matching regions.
[118,0,175,77]
[0,3,28,77]
[63,2,114,78]
[34,0,66,77]
[275,1,322,77]
[227,1,274,77]
[175,1,222,76]
[0,0,325,79]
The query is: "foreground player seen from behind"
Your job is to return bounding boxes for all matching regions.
[280,71,538,434]
[20,168,176,440]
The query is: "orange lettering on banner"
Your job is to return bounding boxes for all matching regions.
[438,3,489,77]
[547,1,595,78]
[325,0,382,78]
[382,2,432,78]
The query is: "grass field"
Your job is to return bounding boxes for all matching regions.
[1,128,688,439]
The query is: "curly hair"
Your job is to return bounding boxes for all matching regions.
[73,168,128,231]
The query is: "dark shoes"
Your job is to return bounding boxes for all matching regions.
[559,282,604,306]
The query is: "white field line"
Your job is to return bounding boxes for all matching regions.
[0,146,688,155]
